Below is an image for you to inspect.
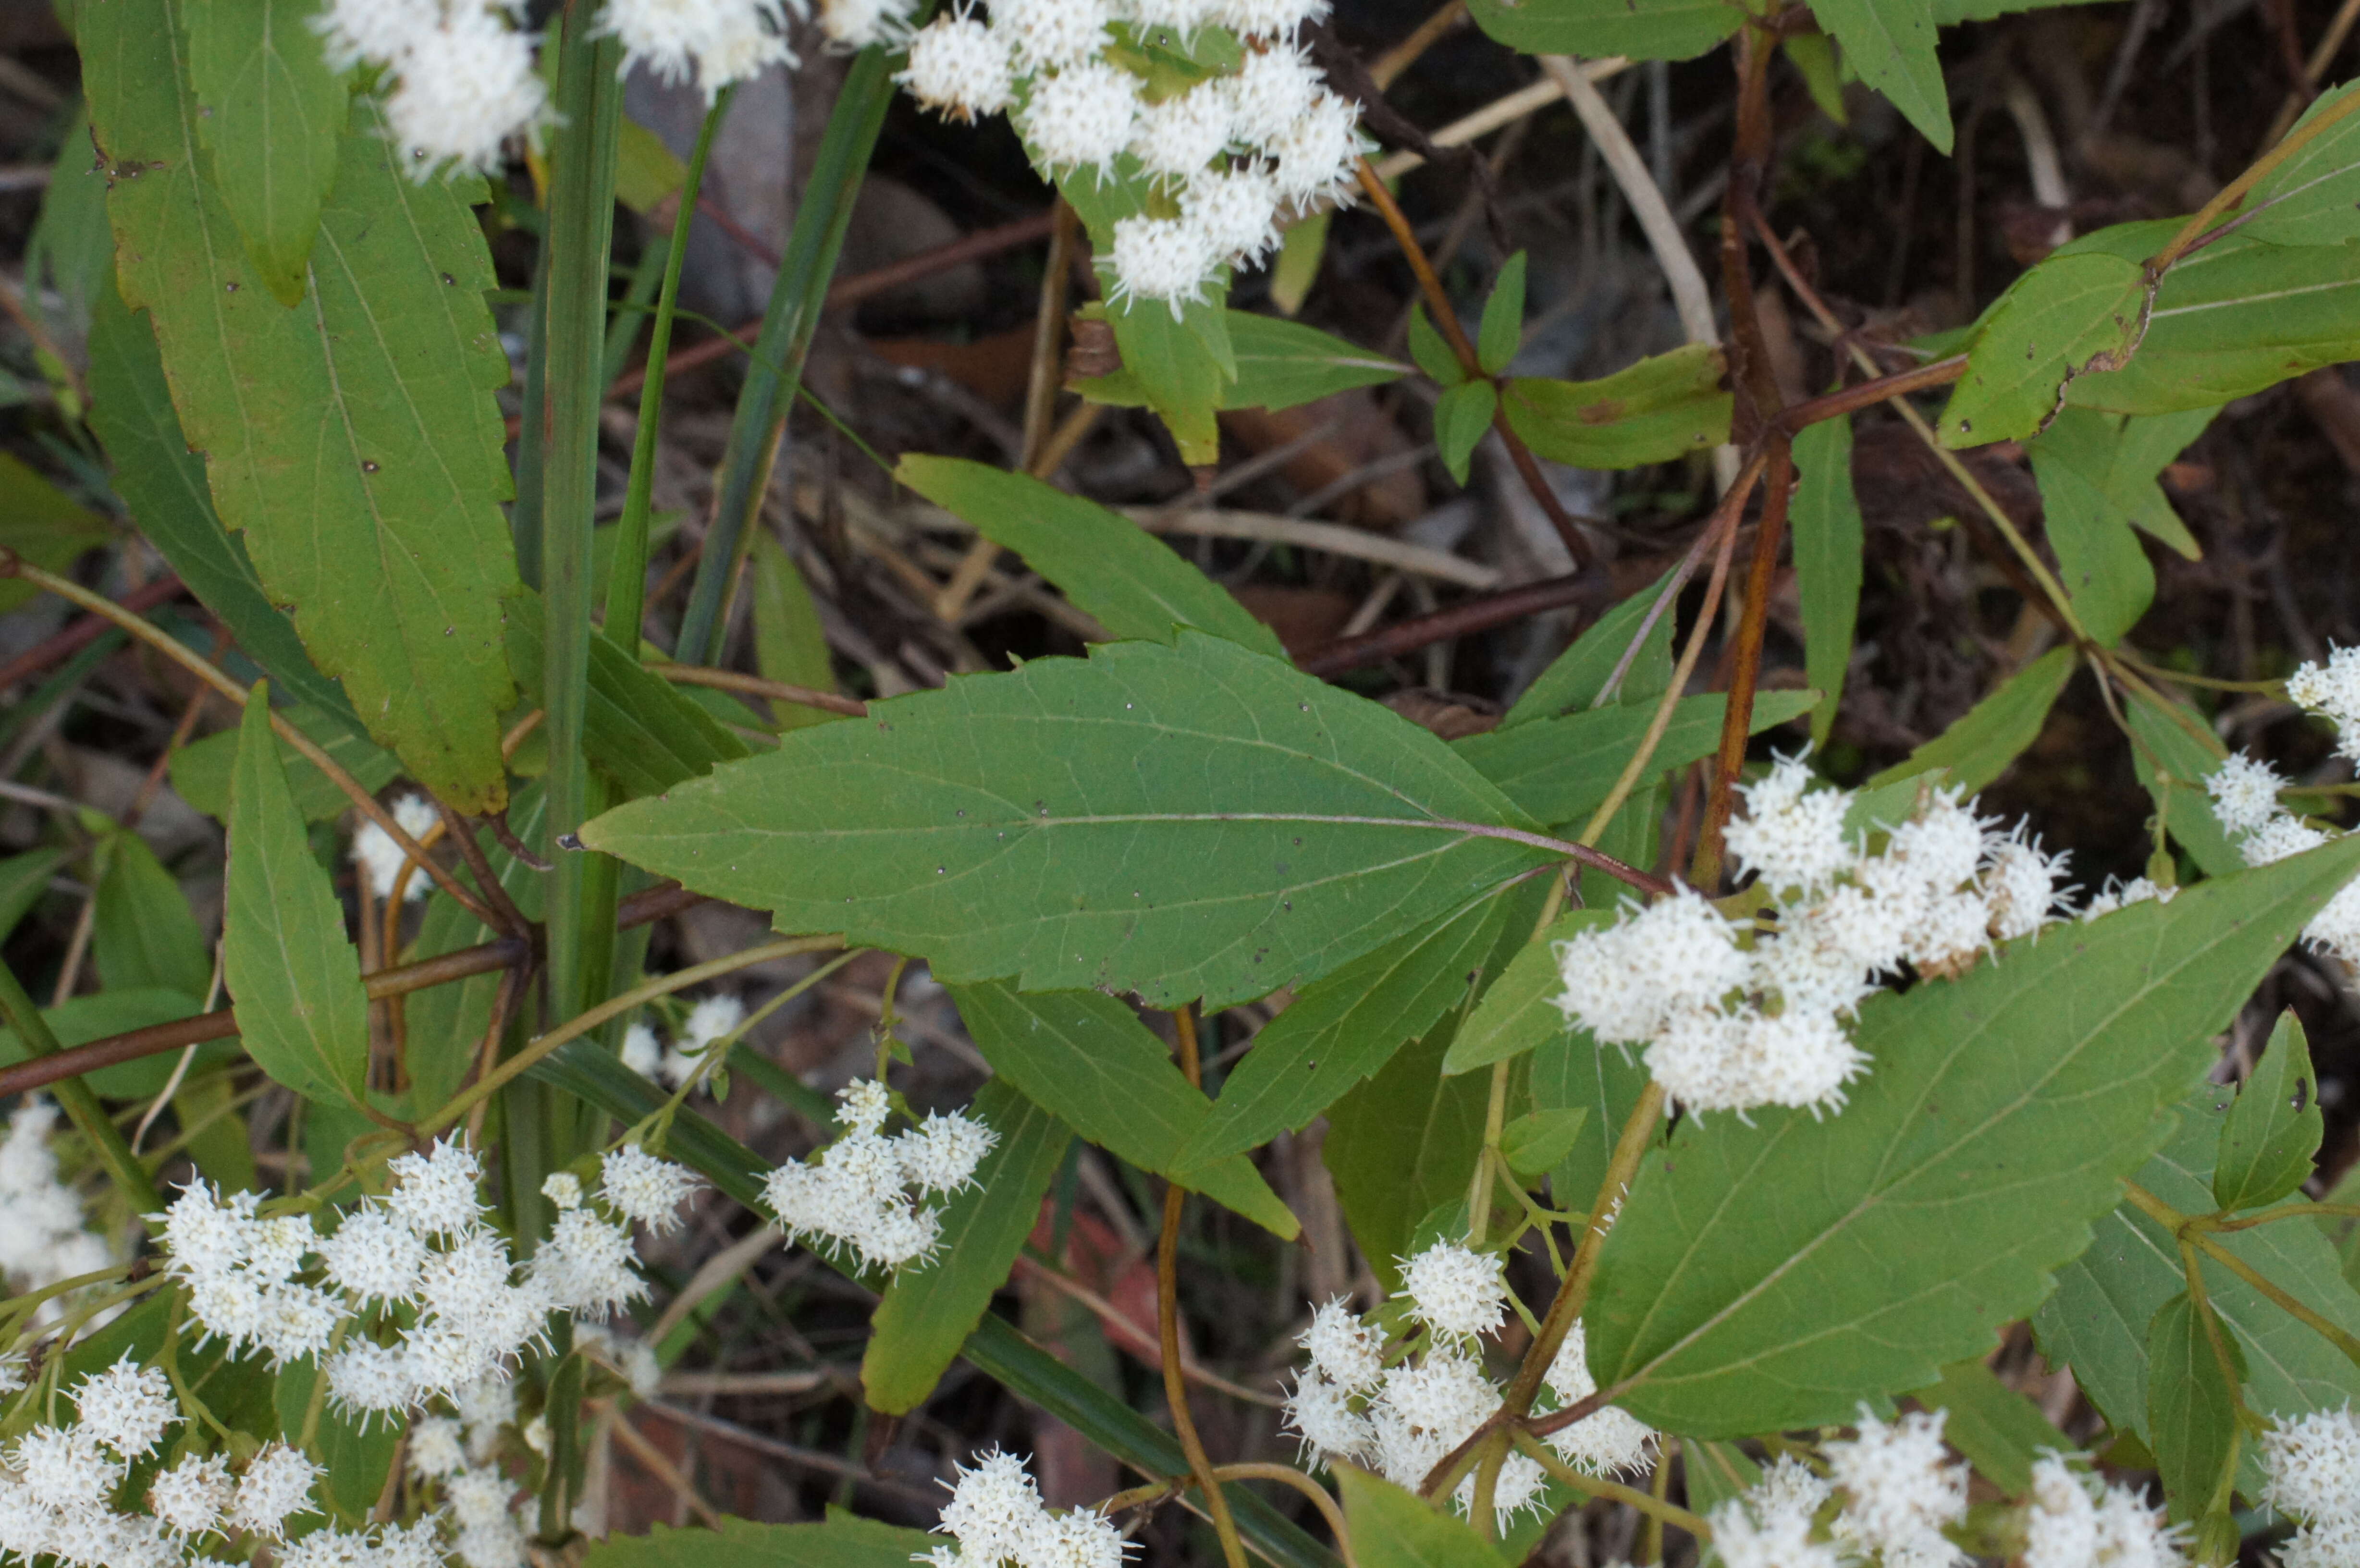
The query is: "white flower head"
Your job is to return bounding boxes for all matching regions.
[1225,43,1322,144]
[529,1208,649,1320]
[148,1452,234,1539]
[1214,0,1326,38]
[71,1356,178,1458]
[1182,164,1282,267]
[1282,1369,1373,1470]
[1266,90,1365,212]
[934,1448,1045,1565]
[386,1137,489,1239]
[233,1442,322,1540]
[1540,1321,1657,1477]
[1021,60,1143,179]
[818,0,921,48]
[1712,1457,1842,1568]
[898,12,1014,121]
[2083,876,2175,920]
[601,1145,704,1232]
[1102,213,1221,317]
[681,993,747,1051]
[2262,1406,2360,1530]
[408,1416,469,1481]
[319,1205,429,1305]
[991,0,1114,72]
[542,1172,584,1212]
[762,1081,992,1273]
[1128,83,1235,187]
[326,1339,422,1423]
[897,1111,997,1196]
[2208,751,2287,836]
[2288,645,2360,752]
[2243,814,2332,868]
[1727,754,1857,894]
[602,0,797,101]
[351,791,442,901]
[1825,1406,1967,1564]
[1395,1240,1508,1341]
[12,1426,123,1512]
[1298,1297,1384,1392]
[620,1021,664,1078]
[381,9,549,182]
[1980,830,2071,942]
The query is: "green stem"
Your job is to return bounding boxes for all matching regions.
[2207,1201,2360,1231]
[2126,1180,2360,1372]
[540,7,627,1038]
[423,937,839,1137]
[1510,1430,1712,1540]
[606,88,735,648]
[0,959,164,1220]
[676,49,895,665]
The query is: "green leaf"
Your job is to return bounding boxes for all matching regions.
[1327,1027,1490,1289]
[1408,303,1464,387]
[1500,345,1733,469]
[273,1359,396,1521]
[184,0,345,304]
[1502,568,1679,726]
[1184,892,1517,1168]
[749,532,843,732]
[92,829,210,998]
[951,980,1298,1238]
[614,114,688,217]
[85,273,365,733]
[1792,416,1864,747]
[1907,1359,2072,1494]
[2215,1009,2323,1213]
[2042,1082,2360,1452]
[1927,0,2108,18]
[0,847,66,947]
[85,4,521,809]
[2147,1291,2246,1523]
[1465,0,1745,61]
[1806,0,1952,151]
[1586,835,2360,1436]
[1436,380,1498,486]
[1442,910,1610,1075]
[0,987,228,1098]
[1336,1466,1508,1568]
[171,701,401,823]
[1784,33,1849,123]
[864,1078,1072,1412]
[581,633,1552,1010]
[1937,251,2147,446]
[897,454,1282,657]
[504,589,750,800]
[2024,404,2212,560]
[222,684,369,1107]
[1226,311,1409,409]
[2066,231,2360,416]
[2126,687,2240,877]
[1501,1105,1589,1178]
[0,455,110,620]
[2032,443,2154,647]
[28,102,113,339]
[529,1039,1334,1568]
[2243,80,2360,246]
[1461,690,1819,829]
[1078,310,1408,411]
[1478,252,1527,377]
[1867,645,2074,793]
[584,1515,939,1568]
[1684,1440,1763,1518]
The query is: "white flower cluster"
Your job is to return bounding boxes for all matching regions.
[1823,1408,1968,1566]
[602,0,802,99]
[619,994,746,1090]
[2206,647,2360,970]
[1556,756,2071,1119]
[0,1349,324,1568]
[317,0,547,181]
[760,1079,995,1272]
[2262,1406,2360,1568]
[159,1137,691,1424]
[1280,1240,1654,1531]
[0,1099,116,1316]
[894,0,1367,314]
[2021,1454,2187,1568]
[921,1449,1128,1568]
[350,794,443,903]
[404,1406,533,1568]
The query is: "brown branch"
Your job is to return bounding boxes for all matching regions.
[1160,1006,1247,1568]
[0,576,184,691]
[1776,355,1968,431]
[1692,433,1793,886]
[1298,571,1611,675]
[1351,158,1590,565]
[0,885,709,1101]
